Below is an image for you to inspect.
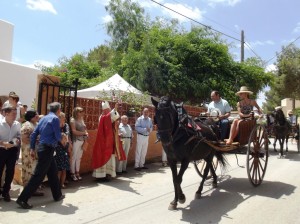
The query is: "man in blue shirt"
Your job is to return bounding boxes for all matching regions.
[17,102,64,209]
[207,91,231,141]
[134,108,153,171]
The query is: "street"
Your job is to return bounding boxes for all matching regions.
[1,138,300,224]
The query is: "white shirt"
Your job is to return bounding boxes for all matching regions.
[0,118,21,143]
[119,123,133,138]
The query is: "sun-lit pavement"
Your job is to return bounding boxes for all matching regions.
[1,139,300,224]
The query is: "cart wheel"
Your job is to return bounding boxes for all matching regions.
[247,124,269,186]
[193,156,219,178]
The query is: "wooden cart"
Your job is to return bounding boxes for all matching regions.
[193,117,269,186]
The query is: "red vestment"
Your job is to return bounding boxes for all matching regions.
[92,113,126,169]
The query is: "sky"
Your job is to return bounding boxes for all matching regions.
[1,0,300,105]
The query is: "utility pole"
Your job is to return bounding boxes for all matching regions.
[241,30,244,62]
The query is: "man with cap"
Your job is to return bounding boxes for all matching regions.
[92,101,125,181]
[0,104,21,202]
[287,110,297,125]
[287,110,298,143]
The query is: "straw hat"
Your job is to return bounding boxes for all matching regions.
[287,110,293,115]
[102,101,110,110]
[235,86,253,96]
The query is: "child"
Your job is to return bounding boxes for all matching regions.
[55,113,70,188]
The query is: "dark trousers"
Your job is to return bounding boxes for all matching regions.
[18,144,62,202]
[0,147,18,195]
[219,119,229,141]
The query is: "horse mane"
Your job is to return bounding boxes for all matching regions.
[274,109,287,126]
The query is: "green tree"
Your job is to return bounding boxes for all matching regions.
[275,44,300,98]
[119,21,272,105]
[38,53,109,89]
[87,45,114,68]
[105,0,148,52]
[264,44,300,111]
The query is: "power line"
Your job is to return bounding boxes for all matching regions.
[149,0,241,42]
[171,0,240,36]
[244,41,261,59]
[265,35,300,64]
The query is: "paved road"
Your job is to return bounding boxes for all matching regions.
[1,139,300,224]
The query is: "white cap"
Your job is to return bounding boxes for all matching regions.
[102,101,110,110]
[275,106,282,111]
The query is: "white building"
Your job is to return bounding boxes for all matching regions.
[281,98,300,116]
[0,19,41,107]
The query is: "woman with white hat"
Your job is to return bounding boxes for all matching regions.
[226,86,263,145]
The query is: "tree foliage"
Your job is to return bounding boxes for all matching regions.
[263,44,300,112]
[38,53,111,89]
[119,20,272,106]
[41,0,272,108]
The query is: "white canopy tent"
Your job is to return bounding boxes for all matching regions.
[77,73,151,104]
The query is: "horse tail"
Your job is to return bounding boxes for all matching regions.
[215,150,228,170]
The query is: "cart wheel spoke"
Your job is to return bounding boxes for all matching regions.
[194,156,218,178]
[247,124,269,186]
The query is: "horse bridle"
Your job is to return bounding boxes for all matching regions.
[156,101,177,145]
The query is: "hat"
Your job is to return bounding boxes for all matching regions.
[1,104,16,112]
[102,101,110,110]
[288,110,293,115]
[25,109,37,121]
[275,106,282,111]
[235,86,253,96]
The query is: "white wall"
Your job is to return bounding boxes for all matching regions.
[281,98,300,116]
[0,60,41,107]
[0,20,14,61]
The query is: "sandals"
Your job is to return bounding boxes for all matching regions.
[76,173,82,180]
[71,174,78,181]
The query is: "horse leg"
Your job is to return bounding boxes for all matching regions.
[168,160,179,210]
[279,139,284,158]
[177,160,189,204]
[286,136,289,152]
[210,162,218,188]
[195,156,212,199]
[273,138,277,152]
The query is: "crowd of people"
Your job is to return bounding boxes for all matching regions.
[0,92,154,209]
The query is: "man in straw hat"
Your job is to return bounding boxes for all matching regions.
[92,101,126,181]
[226,86,262,145]
[287,110,297,125]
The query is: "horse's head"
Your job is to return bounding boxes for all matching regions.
[152,96,179,145]
[273,108,286,126]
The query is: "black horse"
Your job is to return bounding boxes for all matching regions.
[269,109,292,157]
[152,96,227,210]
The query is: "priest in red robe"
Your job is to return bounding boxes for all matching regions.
[92,101,126,181]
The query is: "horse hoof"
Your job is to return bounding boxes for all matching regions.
[195,193,201,199]
[178,195,186,204]
[168,203,177,210]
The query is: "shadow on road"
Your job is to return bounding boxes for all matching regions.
[179,176,296,224]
